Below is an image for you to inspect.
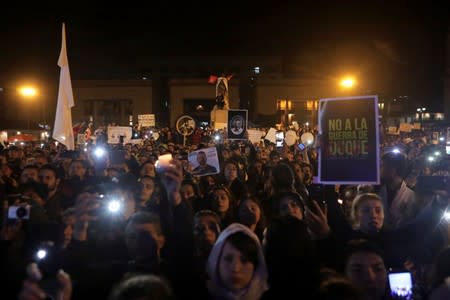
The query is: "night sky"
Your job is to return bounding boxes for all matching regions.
[1,2,448,110]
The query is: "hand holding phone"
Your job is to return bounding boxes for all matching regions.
[20,262,71,300]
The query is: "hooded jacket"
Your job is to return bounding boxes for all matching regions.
[206,223,269,300]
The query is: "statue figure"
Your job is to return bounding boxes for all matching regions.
[209,73,233,110]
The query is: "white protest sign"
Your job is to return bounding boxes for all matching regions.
[264,128,277,144]
[138,114,155,127]
[247,129,264,144]
[107,126,132,144]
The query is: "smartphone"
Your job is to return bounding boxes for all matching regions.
[35,241,62,300]
[275,131,284,148]
[388,271,413,300]
[297,143,306,151]
[8,205,31,220]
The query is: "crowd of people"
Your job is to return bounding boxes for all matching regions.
[0,123,449,300]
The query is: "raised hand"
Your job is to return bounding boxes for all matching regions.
[160,158,183,206]
[305,200,330,239]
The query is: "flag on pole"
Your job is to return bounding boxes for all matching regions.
[53,23,75,150]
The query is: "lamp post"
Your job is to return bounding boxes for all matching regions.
[340,77,356,89]
[417,107,426,130]
[338,76,358,96]
[17,85,39,130]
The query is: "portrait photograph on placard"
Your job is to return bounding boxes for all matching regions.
[227,109,248,140]
[188,147,220,176]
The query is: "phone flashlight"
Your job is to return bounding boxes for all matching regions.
[443,211,450,221]
[107,199,122,213]
[214,134,220,141]
[392,148,400,154]
[94,147,106,158]
[428,156,435,162]
[36,249,47,260]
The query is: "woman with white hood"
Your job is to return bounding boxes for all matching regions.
[206,223,269,300]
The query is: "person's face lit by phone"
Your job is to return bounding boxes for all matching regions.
[279,198,303,220]
[238,199,261,228]
[302,166,312,184]
[181,183,195,201]
[139,177,155,203]
[212,189,230,215]
[219,240,255,292]
[259,150,268,163]
[20,167,39,184]
[69,161,87,179]
[39,169,60,193]
[355,199,384,233]
[194,215,219,246]
[140,162,156,177]
[345,251,387,300]
[224,163,238,182]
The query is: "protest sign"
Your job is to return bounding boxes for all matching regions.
[318,95,380,184]
[188,147,220,176]
[227,110,248,140]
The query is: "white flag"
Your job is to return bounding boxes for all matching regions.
[53,23,75,150]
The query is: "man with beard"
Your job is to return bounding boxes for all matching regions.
[377,152,418,229]
[39,164,64,222]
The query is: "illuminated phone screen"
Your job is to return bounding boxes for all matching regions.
[388,272,413,300]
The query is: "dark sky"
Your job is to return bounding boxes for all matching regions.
[1,2,449,109]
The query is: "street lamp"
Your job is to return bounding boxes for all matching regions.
[17,85,39,130]
[340,76,356,89]
[18,86,38,98]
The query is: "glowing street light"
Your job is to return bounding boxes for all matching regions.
[18,86,38,98]
[340,77,356,89]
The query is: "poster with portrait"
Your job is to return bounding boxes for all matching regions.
[318,95,380,184]
[227,109,248,140]
[188,147,220,176]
